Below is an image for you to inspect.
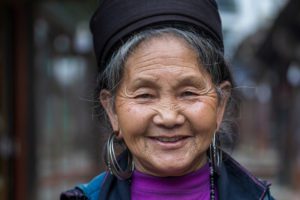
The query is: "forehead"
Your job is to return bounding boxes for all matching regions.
[124,35,208,78]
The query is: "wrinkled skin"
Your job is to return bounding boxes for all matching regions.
[100,35,230,177]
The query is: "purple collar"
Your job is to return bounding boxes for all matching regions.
[131,163,214,200]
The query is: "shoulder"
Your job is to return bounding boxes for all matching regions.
[60,171,108,200]
[218,151,274,200]
[77,171,108,199]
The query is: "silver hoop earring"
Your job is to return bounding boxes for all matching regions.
[209,133,222,173]
[105,132,134,180]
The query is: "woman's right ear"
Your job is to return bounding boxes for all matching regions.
[99,90,119,131]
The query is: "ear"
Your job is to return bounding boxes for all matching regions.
[99,90,119,132]
[216,81,231,130]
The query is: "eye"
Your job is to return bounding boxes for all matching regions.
[135,93,154,99]
[181,91,198,97]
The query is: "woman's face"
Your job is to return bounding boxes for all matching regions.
[101,36,229,177]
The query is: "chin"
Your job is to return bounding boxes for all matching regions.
[151,161,197,177]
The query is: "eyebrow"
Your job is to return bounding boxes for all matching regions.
[178,75,207,86]
[130,77,161,89]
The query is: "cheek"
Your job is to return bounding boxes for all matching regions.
[187,101,218,132]
[187,103,217,152]
[116,103,153,138]
[116,104,155,156]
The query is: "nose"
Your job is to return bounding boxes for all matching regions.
[153,103,185,128]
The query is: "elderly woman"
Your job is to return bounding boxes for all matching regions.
[61,0,274,200]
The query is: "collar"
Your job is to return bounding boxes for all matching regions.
[217,151,271,200]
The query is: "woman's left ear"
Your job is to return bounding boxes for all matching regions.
[216,81,231,129]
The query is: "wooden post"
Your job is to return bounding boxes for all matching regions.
[12,2,34,200]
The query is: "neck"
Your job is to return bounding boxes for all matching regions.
[133,155,208,177]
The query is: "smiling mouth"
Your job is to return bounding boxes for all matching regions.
[150,136,190,143]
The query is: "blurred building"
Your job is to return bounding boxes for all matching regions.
[0,1,105,200]
[228,0,300,198]
[217,0,287,58]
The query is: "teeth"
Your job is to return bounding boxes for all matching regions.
[157,137,182,142]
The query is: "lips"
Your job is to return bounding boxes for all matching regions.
[155,136,187,143]
[148,136,191,144]
[148,136,191,150]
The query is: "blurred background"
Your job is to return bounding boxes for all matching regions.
[0,0,300,199]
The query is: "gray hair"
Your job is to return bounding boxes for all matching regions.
[95,27,239,149]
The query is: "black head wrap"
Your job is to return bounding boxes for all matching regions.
[90,0,223,71]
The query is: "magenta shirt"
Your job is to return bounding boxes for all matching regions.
[131,163,218,200]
